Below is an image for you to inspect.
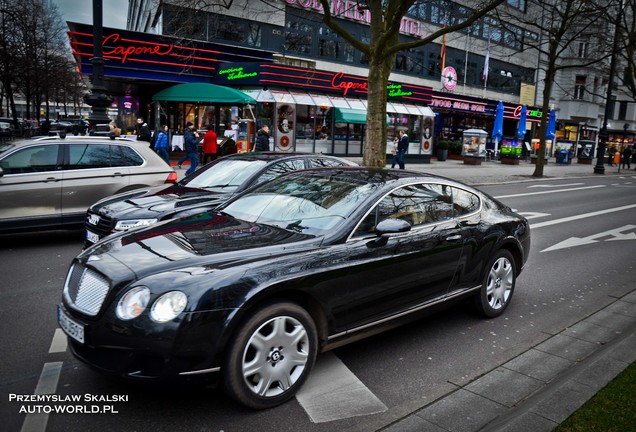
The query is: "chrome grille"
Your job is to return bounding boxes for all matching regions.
[64,264,110,316]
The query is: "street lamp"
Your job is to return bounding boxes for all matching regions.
[595,0,624,174]
[83,0,113,127]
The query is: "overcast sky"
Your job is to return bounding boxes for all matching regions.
[54,0,129,29]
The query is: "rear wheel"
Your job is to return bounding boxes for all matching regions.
[474,250,516,318]
[223,302,317,409]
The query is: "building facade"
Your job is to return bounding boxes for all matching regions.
[73,0,631,158]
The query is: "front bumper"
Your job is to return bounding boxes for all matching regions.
[58,303,230,385]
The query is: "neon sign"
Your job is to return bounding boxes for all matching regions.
[387,83,412,97]
[102,34,174,63]
[219,66,258,80]
[431,97,487,113]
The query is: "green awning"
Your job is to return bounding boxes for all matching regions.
[333,108,367,124]
[152,83,256,104]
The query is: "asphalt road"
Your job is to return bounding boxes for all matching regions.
[1,172,635,432]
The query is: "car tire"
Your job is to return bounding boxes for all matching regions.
[223,302,318,409]
[474,250,516,318]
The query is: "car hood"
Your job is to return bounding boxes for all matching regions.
[90,184,230,219]
[78,211,320,281]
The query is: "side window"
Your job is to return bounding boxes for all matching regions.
[309,157,347,168]
[452,188,480,216]
[68,144,112,169]
[116,145,144,166]
[255,159,305,185]
[0,144,60,174]
[353,183,453,237]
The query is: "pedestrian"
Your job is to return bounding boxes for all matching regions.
[607,146,614,166]
[390,136,399,168]
[177,122,200,175]
[254,125,271,152]
[397,129,409,169]
[202,126,218,164]
[136,117,152,144]
[622,145,632,169]
[154,125,171,166]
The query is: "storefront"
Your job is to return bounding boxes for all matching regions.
[211,63,436,157]
[430,93,543,151]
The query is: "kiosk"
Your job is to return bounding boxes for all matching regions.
[462,129,487,165]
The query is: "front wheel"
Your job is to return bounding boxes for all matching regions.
[223,302,317,409]
[474,250,516,318]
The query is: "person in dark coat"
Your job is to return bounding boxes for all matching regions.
[622,145,633,169]
[254,125,271,152]
[177,122,200,175]
[397,129,409,169]
[136,117,152,144]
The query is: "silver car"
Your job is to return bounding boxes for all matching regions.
[0,135,177,233]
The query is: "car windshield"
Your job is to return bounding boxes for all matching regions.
[220,172,378,236]
[181,158,268,192]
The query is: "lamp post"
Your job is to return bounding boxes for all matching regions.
[595,0,623,174]
[83,0,113,127]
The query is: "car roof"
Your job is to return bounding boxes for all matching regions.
[10,135,138,147]
[280,165,472,189]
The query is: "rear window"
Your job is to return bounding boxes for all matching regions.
[67,143,143,169]
[0,144,61,174]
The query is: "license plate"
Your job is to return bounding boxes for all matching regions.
[58,304,85,344]
[86,230,100,244]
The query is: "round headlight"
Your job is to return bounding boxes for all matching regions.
[150,291,188,323]
[115,286,150,320]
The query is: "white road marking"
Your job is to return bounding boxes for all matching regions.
[494,185,605,199]
[531,203,636,229]
[517,212,551,220]
[21,362,63,432]
[527,183,585,188]
[48,329,67,353]
[296,352,387,423]
[541,225,636,252]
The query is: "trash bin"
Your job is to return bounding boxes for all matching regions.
[557,149,568,164]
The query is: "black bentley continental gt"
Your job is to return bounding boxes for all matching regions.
[58,167,530,409]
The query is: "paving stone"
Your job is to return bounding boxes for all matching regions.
[563,320,624,345]
[486,411,557,432]
[573,355,627,389]
[585,309,635,333]
[603,300,636,318]
[535,333,599,362]
[530,380,597,424]
[503,349,574,383]
[465,367,543,407]
[381,415,447,432]
[609,333,636,364]
[416,389,506,432]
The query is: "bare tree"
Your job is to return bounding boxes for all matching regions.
[619,0,636,101]
[498,0,621,177]
[317,0,506,167]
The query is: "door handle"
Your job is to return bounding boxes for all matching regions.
[445,234,462,241]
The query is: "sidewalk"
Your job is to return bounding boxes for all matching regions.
[347,157,633,186]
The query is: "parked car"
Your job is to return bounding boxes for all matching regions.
[58,167,530,409]
[0,135,177,234]
[84,152,356,246]
[0,121,12,139]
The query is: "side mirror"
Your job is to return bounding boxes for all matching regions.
[375,218,411,236]
[0,166,4,177]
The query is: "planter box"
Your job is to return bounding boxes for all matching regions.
[577,158,593,164]
[448,153,463,160]
[501,157,520,165]
[436,150,448,161]
[463,156,482,165]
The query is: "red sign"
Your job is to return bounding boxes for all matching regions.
[102,34,174,63]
